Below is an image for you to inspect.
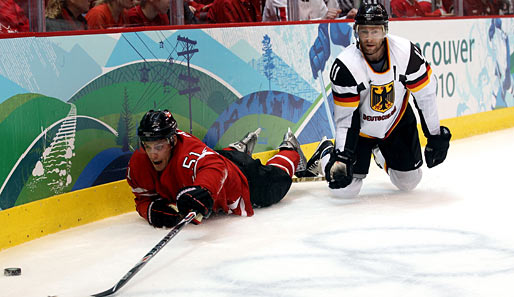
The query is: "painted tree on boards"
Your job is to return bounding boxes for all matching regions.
[262,34,275,90]
[116,87,134,152]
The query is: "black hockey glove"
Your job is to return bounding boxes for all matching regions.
[325,149,355,189]
[148,198,182,228]
[425,126,452,168]
[176,186,213,218]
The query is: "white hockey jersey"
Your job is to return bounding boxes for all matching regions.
[329,34,440,151]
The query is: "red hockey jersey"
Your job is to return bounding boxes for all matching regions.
[127,130,254,222]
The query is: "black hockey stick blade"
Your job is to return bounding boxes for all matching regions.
[91,212,197,297]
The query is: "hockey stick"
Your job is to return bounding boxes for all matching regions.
[318,70,336,138]
[292,176,326,183]
[91,211,197,297]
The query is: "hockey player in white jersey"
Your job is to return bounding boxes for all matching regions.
[299,1,451,197]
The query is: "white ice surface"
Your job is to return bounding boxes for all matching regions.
[2,128,514,297]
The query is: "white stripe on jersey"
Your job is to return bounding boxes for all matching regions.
[228,196,248,217]
[268,154,295,174]
[269,163,291,176]
[330,63,340,81]
[405,63,428,82]
[332,84,359,95]
[192,147,216,182]
[131,187,159,197]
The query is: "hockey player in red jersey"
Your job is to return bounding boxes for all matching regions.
[126,109,306,228]
[298,1,451,197]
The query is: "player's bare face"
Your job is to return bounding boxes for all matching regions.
[357,25,386,61]
[143,139,172,172]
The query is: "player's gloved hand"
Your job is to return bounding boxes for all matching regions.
[309,23,331,79]
[425,126,452,168]
[325,149,355,189]
[148,198,182,228]
[176,186,213,218]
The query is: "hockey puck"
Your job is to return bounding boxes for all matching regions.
[4,267,21,276]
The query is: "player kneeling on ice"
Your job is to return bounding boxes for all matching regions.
[127,109,307,227]
[296,2,451,197]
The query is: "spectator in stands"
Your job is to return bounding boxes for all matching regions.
[263,0,351,21]
[126,0,169,26]
[499,0,513,14]
[183,1,200,24]
[417,0,451,16]
[463,0,500,15]
[189,0,213,23]
[416,0,432,13]
[86,0,133,29]
[390,0,425,17]
[46,0,90,31]
[336,0,358,18]
[207,0,262,23]
[441,0,454,13]
[0,0,29,33]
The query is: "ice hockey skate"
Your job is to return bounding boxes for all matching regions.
[228,128,261,156]
[296,136,334,177]
[277,127,307,171]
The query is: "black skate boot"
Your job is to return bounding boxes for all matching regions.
[296,136,333,177]
[228,128,261,156]
[277,127,307,172]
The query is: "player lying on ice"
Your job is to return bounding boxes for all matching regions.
[296,1,451,197]
[127,109,307,227]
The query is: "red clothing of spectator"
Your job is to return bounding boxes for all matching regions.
[126,5,169,26]
[0,0,29,33]
[195,0,214,4]
[390,0,425,17]
[441,0,453,11]
[417,0,433,13]
[86,3,127,29]
[207,0,262,23]
[189,0,213,11]
[189,0,213,20]
[417,0,449,16]
[464,0,500,15]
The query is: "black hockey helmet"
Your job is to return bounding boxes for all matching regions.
[354,1,389,31]
[137,109,177,142]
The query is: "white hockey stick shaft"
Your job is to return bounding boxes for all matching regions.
[318,70,336,138]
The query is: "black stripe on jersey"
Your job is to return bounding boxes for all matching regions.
[330,59,358,88]
[344,108,362,155]
[412,95,430,138]
[405,42,426,76]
